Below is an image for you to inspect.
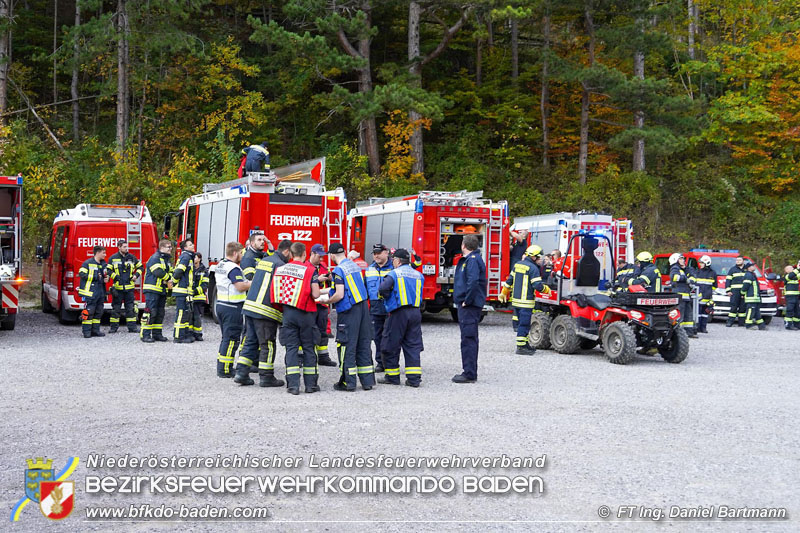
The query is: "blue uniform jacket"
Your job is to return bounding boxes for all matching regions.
[453,249,487,308]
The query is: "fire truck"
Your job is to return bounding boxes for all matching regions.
[513,212,635,281]
[38,203,159,324]
[0,175,26,331]
[167,158,347,319]
[347,190,510,319]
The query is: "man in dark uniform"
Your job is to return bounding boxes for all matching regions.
[191,252,209,341]
[215,242,251,377]
[668,253,697,338]
[308,243,337,367]
[628,251,662,293]
[78,245,109,338]
[378,248,424,387]
[107,239,142,333]
[742,261,766,330]
[364,243,392,372]
[500,244,548,355]
[783,262,800,330]
[171,239,195,343]
[233,240,291,387]
[272,242,321,395]
[452,235,486,383]
[324,242,374,391]
[241,232,267,281]
[242,142,271,174]
[508,227,529,331]
[693,255,717,334]
[726,256,747,327]
[614,256,637,290]
[141,239,173,343]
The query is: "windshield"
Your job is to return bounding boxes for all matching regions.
[707,257,761,277]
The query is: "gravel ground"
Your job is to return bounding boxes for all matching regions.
[1,307,798,532]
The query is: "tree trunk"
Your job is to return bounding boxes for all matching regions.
[0,0,9,124]
[687,0,696,60]
[632,49,645,172]
[540,8,550,169]
[510,18,518,82]
[476,33,482,86]
[487,17,493,48]
[116,0,129,157]
[53,0,57,103]
[408,1,424,176]
[71,1,80,142]
[578,1,595,185]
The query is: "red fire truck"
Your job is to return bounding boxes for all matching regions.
[347,190,509,319]
[1,175,26,331]
[38,203,159,324]
[168,158,347,318]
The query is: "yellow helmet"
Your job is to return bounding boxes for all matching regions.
[636,251,653,262]
[525,244,543,258]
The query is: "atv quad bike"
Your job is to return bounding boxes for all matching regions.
[529,230,689,365]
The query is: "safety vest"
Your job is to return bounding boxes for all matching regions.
[272,260,317,312]
[78,258,107,298]
[330,258,369,313]
[193,264,209,298]
[503,256,542,308]
[726,265,745,292]
[215,259,247,305]
[171,250,195,295]
[669,263,692,297]
[144,252,172,294]
[693,267,717,302]
[365,261,393,314]
[384,264,423,313]
[243,255,284,322]
[741,271,761,303]
[108,252,142,291]
[785,268,800,296]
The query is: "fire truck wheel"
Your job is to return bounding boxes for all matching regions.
[0,315,15,330]
[59,302,79,325]
[762,315,772,325]
[210,286,220,324]
[41,288,55,313]
[658,327,690,364]
[602,321,636,365]
[550,314,581,354]
[528,312,552,350]
[580,338,599,350]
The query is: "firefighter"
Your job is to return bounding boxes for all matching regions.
[782,262,799,330]
[241,232,268,281]
[509,227,529,269]
[191,252,209,341]
[628,251,662,293]
[242,142,271,174]
[725,256,747,327]
[614,256,637,289]
[78,245,109,338]
[141,239,173,343]
[668,253,697,337]
[215,242,252,377]
[107,238,142,333]
[499,245,549,355]
[377,248,423,387]
[742,261,766,330]
[171,239,195,344]
[365,243,392,373]
[324,242,374,391]
[271,242,322,395]
[452,234,486,383]
[233,240,292,387]
[693,255,717,334]
[308,244,337,367]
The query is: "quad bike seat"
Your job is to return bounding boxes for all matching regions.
[575,293,612,310]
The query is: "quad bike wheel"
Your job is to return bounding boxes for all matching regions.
[549,314,581,354]
[602,321,637,365]
[658,327,690,364]
[528,312,552,349]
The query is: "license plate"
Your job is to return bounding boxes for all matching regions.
[422,264,436,276]
[636,297,679,306]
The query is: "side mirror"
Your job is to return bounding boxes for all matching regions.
[765,272,778,281]
[35,245,46,264]
[162,215,172,238]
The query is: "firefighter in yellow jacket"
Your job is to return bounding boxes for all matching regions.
[499,245,550,355]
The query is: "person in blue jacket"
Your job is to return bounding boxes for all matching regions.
[451,235,487,383]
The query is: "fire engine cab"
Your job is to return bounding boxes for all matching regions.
[1,175,25,331]
[38,203,158,324]
[347,190,509,319]
[169,158,347,318]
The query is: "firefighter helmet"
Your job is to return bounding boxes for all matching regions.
[742,260,754,269]
[699,255,712,266]
[668,253,683,265]
[636,251,653,262]
[525,245,543,258]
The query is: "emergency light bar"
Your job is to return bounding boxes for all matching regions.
[691,248,738,253]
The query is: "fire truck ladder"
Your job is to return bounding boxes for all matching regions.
[613,219,632,264]
[417,190,491,207]
[324,197,346,247]
[126,220,143,299]
[486,204,505,295]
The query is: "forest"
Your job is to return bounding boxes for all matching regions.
[0,0,798,262]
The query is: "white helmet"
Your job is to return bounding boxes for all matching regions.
[668,253,683,265]
[699,255,712,266]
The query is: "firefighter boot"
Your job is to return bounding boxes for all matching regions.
[127,324,139,333]
[217,361,233,379]
[304,374,320,394]
[233,364,255,386]
[109,325,119,333]
[91,323,105,337]
[685,327,698,339]
[516,345,536,355]
[259,372,285,388]
[726,316,735,327]
[698,316,708,333]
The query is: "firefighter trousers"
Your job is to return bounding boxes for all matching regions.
[679,295,695,334]
[314,304,331,358]
[173,295,193,340]
[458,305,481,380]
[745,302,764,328]
[141,292,166,340]
[191,301,205,339]
[336,301,375,390]
[216,302,243,377]
[785,295,799,328]
[82,293,105,337]
[238,316,280,376]
[382,306,422,386]
[515,306,533,348]
[370,312,387,366]
[697,301,712,333]
[110,288,136,331]
[280,307,318,390]
[728,291,746,326]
